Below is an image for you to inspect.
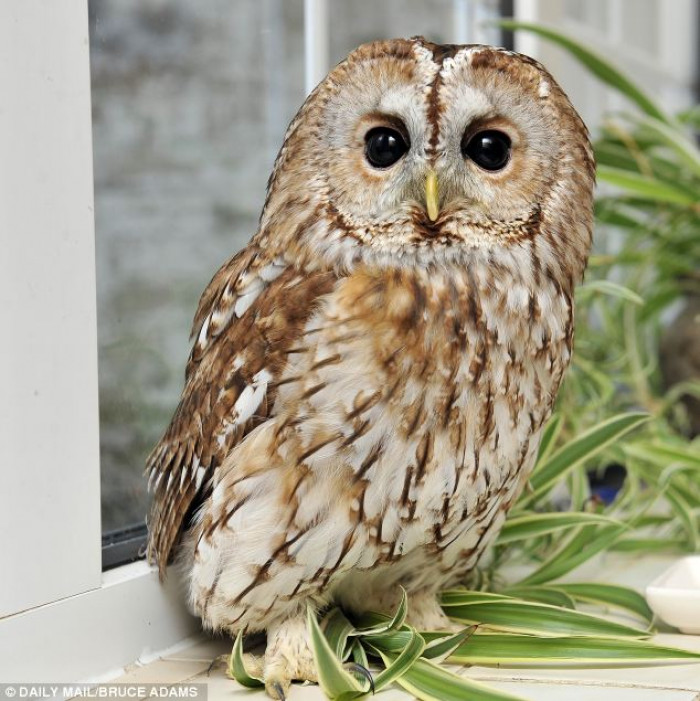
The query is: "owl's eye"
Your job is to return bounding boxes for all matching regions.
[462,130,511,171]
[364,127,409,169]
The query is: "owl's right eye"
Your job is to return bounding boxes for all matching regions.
[364,127,409,169]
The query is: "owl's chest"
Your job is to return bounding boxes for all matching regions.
[275,266,573,563]
[289,264,572,441]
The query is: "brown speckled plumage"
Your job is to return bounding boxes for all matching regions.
[146,38,594,696]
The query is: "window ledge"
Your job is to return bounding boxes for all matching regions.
[0,561,200,682]
[111,629,700,701]
[4,554,699,700]
[107,554,700,701]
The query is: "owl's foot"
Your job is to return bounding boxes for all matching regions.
[262,616,318,700]
[405,590,460,632]
[208,653,231,675]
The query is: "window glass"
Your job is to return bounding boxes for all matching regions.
[91,0,304,534]
[620,0,659,58]
[564,0,608,33]
[91,0,505,545]
[328,0,502,60]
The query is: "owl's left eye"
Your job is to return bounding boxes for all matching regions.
[462,130,512,171]
[364,127,409,169]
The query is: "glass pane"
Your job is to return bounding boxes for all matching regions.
[564,0,607,33]
[90,0,304,534]
[91,0,505,548]
[620,0,659,57]
[328,0,502,62]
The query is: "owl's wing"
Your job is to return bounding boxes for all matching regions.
[145,245,337,576]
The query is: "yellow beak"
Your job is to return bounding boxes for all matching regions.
[425,170,440,222]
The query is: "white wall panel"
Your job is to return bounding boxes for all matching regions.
[0,0,101,616]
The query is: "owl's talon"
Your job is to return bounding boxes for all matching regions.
[344,662,375,693]
[207,654,229,676]
[269,681,286,701]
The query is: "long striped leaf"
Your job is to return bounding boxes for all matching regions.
[666,486,700,550]
[441,597,647,638]
[370,626,425,692]
[552,583,653,623]
[523,412,649,504]
[598,165,698,206]
[517,523,628,586]
[632,114,700,178]
[577,280,644,306]
[625,441,700,470]
[502,585,577,609]
[322,607,356,660]
[378,654,527,701]
[536,413,563,464]
[307,605,366,699]
[352,587,407,635]
[612,537,687,552]
[227,630,263,688]
[448,634,700,665]
[422,626,478,662]
[441,590,511,606]
[497,512,623,544]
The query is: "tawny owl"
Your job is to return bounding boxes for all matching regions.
[146,38,594,698]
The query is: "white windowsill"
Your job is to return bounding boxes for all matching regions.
[0,562,200,682]
[102,554,700,701]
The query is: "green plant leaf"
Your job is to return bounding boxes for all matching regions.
[497,512,623,545]
[517,523,629,586]
[448,634,700,665]
[598,165,698,206]
[552,583,654,623]
[631,114,700,178]
[495,21,673,124]
[227,629,264,688]
[679,105,700,127]
[660,381,700,415]
[625,441,700,470]
[323,607,357,660]
[536,413,563,464]
[378,654,527,701]
[568,357,616,407]
[639,282,682,320]
[421,625,479,662]
[578,280,644,306]
[307,605,367,699]
[612,537,688,552]
[353,586,408,635]
[522,412,649,505]
[441,595,647,638]
[441,590,512,605]
[666,486,699,550]
[349,639,368,672]
[568,463,590,511]
[502,585,577,609]
[369,625,425,691]
[594,142,646,173]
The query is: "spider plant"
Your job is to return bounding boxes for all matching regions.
[229,25,700,700]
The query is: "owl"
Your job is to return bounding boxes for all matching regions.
[146,38,594,698]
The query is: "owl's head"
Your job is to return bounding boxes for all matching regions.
[259,38,594,285]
